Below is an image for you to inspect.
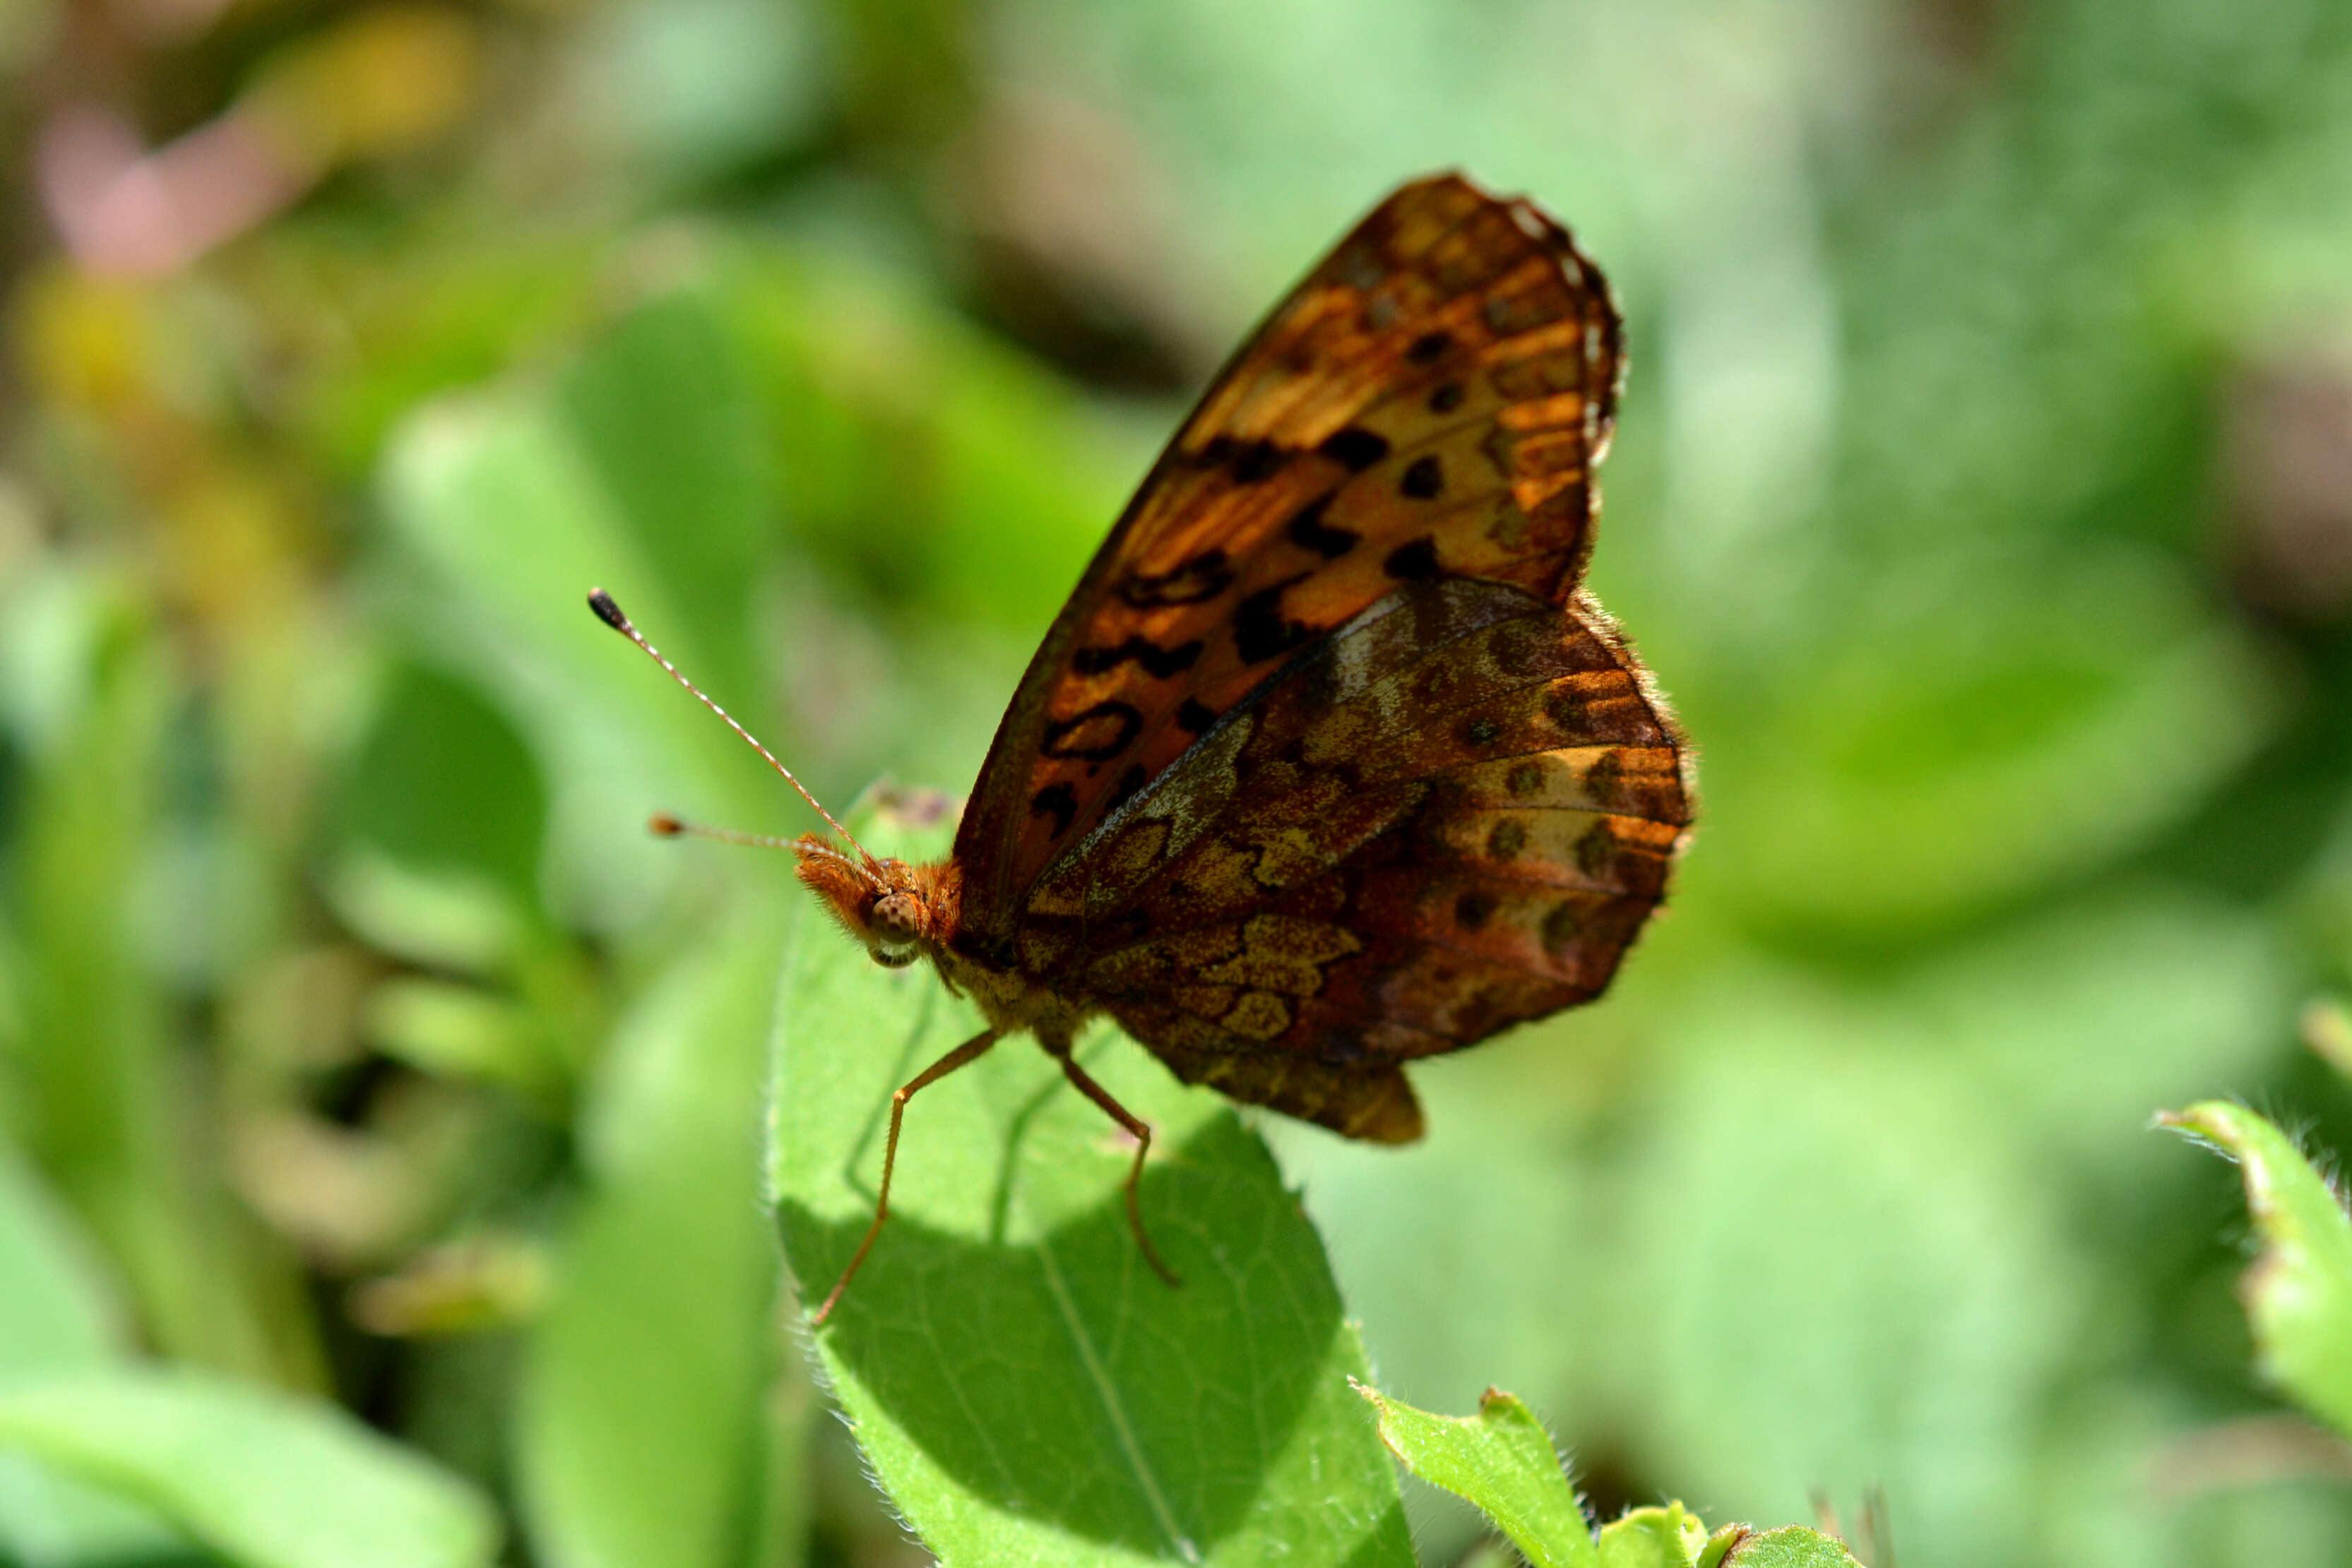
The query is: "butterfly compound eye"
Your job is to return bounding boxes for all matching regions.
[869,891,922,950]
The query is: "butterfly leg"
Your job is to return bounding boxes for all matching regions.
[811,1028,1000,1326]
[1053,1052,1182,1290]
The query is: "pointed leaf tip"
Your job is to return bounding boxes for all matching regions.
[2165,1100,2352,1439]
[1355,1382,1597,1568]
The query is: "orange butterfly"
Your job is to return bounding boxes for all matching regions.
[590,172,1693,1324]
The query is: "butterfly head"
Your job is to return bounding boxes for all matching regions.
[792,837,957,970]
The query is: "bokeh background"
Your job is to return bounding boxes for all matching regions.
[7,0,2352,1564]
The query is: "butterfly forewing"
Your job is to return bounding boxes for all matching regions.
[954,174,1627,944]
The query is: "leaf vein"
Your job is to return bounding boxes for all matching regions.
[1035,1231,1201,1562]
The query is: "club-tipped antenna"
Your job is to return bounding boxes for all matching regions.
[588,588,868,860]
[648,812,802,850]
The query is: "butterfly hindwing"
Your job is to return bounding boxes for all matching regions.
[953,174,1626,946]
[1033,578,1689,1138]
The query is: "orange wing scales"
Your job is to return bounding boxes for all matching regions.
[1021,578,1678,939]
[953,174,1626,938]
[937,172,1685,1141]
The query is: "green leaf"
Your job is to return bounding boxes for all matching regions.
[323,850,521,977]
[1595,1504,1704,1568]
[1346,1386,1863,1568]
[9,583,316,1384]
[1601,1025,2072,1557]
[768,811,1412,1567]
[0,1146,121,1377]
[1355,1383,1598,1568]
[0,1368,500,1568]
[362,978,559,1101]
[715,242,1134,635]
[1708,1526,1863,1567]
[557,291,776,718]
[2161,1100,2352,1438]
[376,360,780,934]
[516,905,787,1568]
[339,660,547,904]
[1706,557,2274,932]
[0,1147,191,1567]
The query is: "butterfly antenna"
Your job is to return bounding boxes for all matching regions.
[647,814,803,849]
[586,588,869,860]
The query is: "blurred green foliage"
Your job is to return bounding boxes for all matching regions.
[4,0,2352,1564]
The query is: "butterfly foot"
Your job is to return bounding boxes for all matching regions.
[1134,1207,1182,1292]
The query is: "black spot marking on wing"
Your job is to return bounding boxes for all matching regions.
[1408,331,1453,364]
[1072,636,1206,679]
[1031,783,1078,838]
[1118,550,1234,607]
[1584,749,1626,809]
[1319,427,1390,473]
[1233,574,1318,665]
[1383,536,1441,580]
[1285,492,1359,559]
[1041,701,1144,761]
[1575,819,1617,880]
[1231,439,1290,483]
[1458,715,1501,747]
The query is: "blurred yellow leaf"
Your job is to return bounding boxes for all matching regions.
[247,6,481,170]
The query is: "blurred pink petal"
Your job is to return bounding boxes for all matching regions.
[37,101,311,276]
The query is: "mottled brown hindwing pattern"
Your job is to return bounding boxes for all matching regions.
[1015,579,1689,1138]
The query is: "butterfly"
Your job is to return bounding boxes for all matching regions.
[589,171,1692,1324]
